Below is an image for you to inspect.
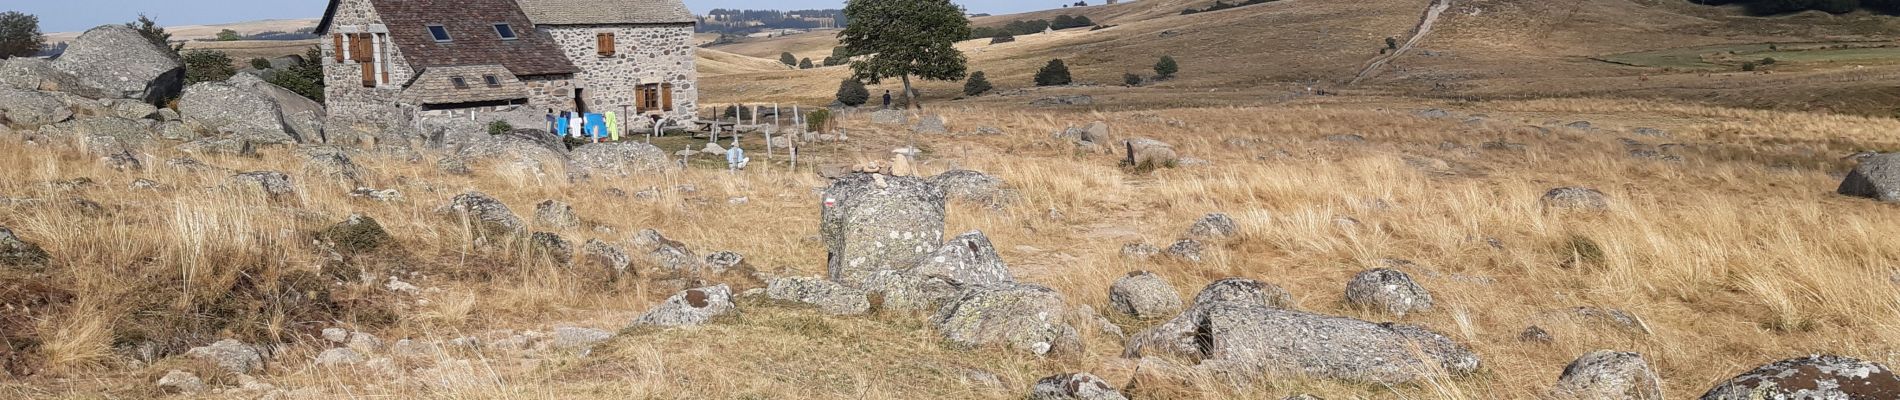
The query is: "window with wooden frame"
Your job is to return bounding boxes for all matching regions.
[483,75,501,87]
[637,83,659,112]
[596,32,616,57]
[450,76,469,89]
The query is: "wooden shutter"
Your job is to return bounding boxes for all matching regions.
[634,85,646,113]
[661,83,673,111]
[597,33,615,57]
[350,33,374,63]
[333,34,345,62]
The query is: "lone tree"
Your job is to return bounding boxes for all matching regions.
[216,29,242,41]
[780,52,798,67]
[835,78,870,106]
[839,0,971,110]
[182,49,235,83]
[0,11,44,59]
[127,14,184,57]
[963,71,992,96]
[1154,55,1178,79]
[1035,58,1072,86]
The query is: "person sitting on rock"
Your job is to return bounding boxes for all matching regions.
[725,138,749,171]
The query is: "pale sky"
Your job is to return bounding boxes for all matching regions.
[9,0,1054,33]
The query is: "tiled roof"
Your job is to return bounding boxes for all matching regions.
[369,0,580,76]
[403,65,531,105]
[517,0,697,25]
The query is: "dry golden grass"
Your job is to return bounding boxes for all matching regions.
[2,95,1898,399]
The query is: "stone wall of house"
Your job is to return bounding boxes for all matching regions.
[540,23,698,128]
[320,0,416,129]
[521,75,578,115]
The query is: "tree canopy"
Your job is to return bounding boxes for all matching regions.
[839,0,971,108]
[0,11,44,59]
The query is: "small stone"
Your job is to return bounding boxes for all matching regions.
[630,285,735,327]
[0,226,52,270]
[1163,239,1204,262]
[1108,271,1183,319]
[157,370,206,394]
[315,347,363,366]
[1185,213,1239,240]
[534,200,579,229]
[1549,350,1663,400]
[550,326,613,351]
[1344,268,1434,316]
[321,328,348,343]
[1029,372,1127,400]
[704,251,746,274]
[185,339,264,374]
[1120,243,1158,259]
[1519,326,1554,343]
[1541,187,1608,211]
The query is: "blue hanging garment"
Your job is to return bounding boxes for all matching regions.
[555,115,569,136]
[585,113,607,139]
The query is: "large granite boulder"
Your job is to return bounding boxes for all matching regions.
[1343,268,1434,317]
[456,134,571,178]
[930,282,1081,355]
[229,73,323,142]
[765,276,871,315]
[930,169,1014,208]
[0,58,113,99]
[50,25,185,104]
[1839,153,1900,202]
[0,86,73,127]
[435,191,524,238]
[821,173,946,286]
[177,79,301,144]
[569,141,673,177]
[1125,278,1296,358]
[1108,271,1183,320]
[1699,355,1900,399]
[911,230,1012,286]
[1188,304,1479,384]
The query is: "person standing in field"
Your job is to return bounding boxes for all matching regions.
[882,90,892,109]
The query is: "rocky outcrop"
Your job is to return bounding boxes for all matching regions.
[1108,271,1183,320]
[1550,350,1663,400]
[1700,355,1899,399]
[0,226,51,270]
[1030,373,1127,400]
[821,173,946,286]
[569,141,673,177]
[1343,268,1433,317]
[1185,213,1238,240]
[50,25,185,104]
[1541,187,1608,211]
[185,339,265,374]
[930,169,1014,208]
[534,200,579,229]
[912,230,1012,286]
[436,191,524,237]
[630,285,735,327]
[319,213,392,255]
[930,283,1080,355]
[0,86,73,127]
[1125,278,1295,358]
[178,78,302,144]
[227,171,296,199]
[1839,153,1900,202]
[456,134,571,178]
[0,58,112,99]
[766,276,871,315]
[1191,305,1479,384]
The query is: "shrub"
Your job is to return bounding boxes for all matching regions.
[249,57,270,70]
[835,78,870,106]
[1386,37,1399,49]
[215,29,241,41]
[1034,59,1072,86]
[264,46,325,102]
[1154,55,1178,79]
[806,108,833,133]
[1741,61,1757,71]
[779,52,797,67]
[963,71,992,96]
[1123,72,1141,86]
[487,120,512,135]
[0,11,43,59]
[1760,57,1777,65]
[799,57,814,69]
[990,34,1016,44]
[126,14,182,57]
[182,49,235,83]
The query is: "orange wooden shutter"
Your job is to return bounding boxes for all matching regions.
[333,34,345,62]
[661,83,673,111]
[350,34,374,63]
[378,34,389,83]
[634,85,646,113]
[597,33,614,56]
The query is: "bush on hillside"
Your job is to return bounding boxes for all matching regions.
[488,120,512,135]
[1035,59,1072,86]
[182,49,235,84]
[963,71,992,96]
[835,78,870,106]
[990,34,1015,44]
[250,57,271,70]
[780,52,798,67]
[807,108,833,132]
[0,11,44,59]
[799,57,814,69]
[1123,72,1142,86]
[1154,55,1178,79]
[264,46,325,102]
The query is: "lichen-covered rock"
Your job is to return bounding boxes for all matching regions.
[1519,326,1554,343]
[0,58,111,99]
[1551,307,1652,335]
[1120,243,1159,259]
[50,25,184,104]
[766,276,871,315]
[435,191,524,237]
[1125,278,1295,358]
[1541,187,1608,211]
[703,251,746,274]
[0,226,50,270]
[1109,271,1183,319]
[913,114,947,134]
[1839,153,1900,202]
[185,339,264,374]
[913,230,1012,286]
[156,370,205,394]
[1550,350,1663,400]
[549,326,613,351]
[0,86,73,127]
[534,200,579,229]
[299,146,362,183]
[581,239,631,277]
[1185,213,1239,240]
[630,228,699,272]
[228,73,323,142]
[1700,355,1900,400]
[1163,239,1204,262]
[630,285,734,327]
[930,169,1014,208]
[1030,372,1127,400]
[569,141,673,177]
[320,213,392,255]
[456,134,570,178]
[821,173,946,286]
[1192,304,1479,384]
[1125,137,1178,167]
[930,283,1081,355]
[228,171,296,199]
[315,347,363,366]
[860,270,964,312]
[528,232,573,263]
[39,116,154,149]
[178,80,301,144]
[1344,268,1434,317]
[870,109,907,126]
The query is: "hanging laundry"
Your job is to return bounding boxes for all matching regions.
[606,111,620,142]
[585,113,607,141]
[555,113,570,136]
[568,113,584,138]
[545,111,556,133]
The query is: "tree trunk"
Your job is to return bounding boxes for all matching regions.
[901,74,917,111]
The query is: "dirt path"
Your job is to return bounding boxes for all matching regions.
[1349,0,1453,86]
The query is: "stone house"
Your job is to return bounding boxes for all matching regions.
[315,0,698,132]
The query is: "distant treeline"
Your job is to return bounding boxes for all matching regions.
[244,29,318,41]
[1691,0,1900,15]
[969,15,1096,39]
[1181,0,1278,15]
[698,9,847,34]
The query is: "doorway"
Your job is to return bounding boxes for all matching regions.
[573,88,587,114]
